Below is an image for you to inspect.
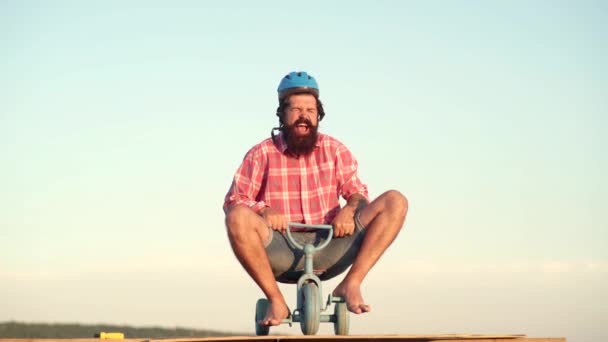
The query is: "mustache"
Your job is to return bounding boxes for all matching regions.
[288,117,314,128]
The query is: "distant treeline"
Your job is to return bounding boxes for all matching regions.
[0,321,243,338]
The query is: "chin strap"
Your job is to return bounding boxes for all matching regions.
[271,126,281,146]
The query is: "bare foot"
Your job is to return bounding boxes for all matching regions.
[332,281,371,314]
[261,300,290,326]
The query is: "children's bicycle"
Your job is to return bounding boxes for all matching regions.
[254,222,349,336]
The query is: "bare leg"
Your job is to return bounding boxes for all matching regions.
[225,204,289,326]
[333,190,408,314]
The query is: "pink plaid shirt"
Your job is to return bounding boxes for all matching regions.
[223,132,368,224]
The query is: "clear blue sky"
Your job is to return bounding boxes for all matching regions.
[1,1,606,342]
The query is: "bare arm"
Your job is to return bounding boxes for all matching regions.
[332,193,369,238]
[344,193,369,211]
[259,206,288,232]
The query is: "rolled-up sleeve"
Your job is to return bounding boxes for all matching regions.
[223,147,268,213]
[335,145,368,201]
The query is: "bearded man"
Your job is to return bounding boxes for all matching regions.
[223,71,408,327]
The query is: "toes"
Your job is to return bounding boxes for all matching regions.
[262,319,279,326]
[262,304,289,326]
[347,303,370,314]
[347,304,362,314]
[261,318,279,326]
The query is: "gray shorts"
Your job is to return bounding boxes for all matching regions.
[265,211,366,284]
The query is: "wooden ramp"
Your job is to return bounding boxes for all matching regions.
[0,335,566,342]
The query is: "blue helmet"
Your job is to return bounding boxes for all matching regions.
[277,71,319,101]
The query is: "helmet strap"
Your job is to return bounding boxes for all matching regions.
[270,126,282,146]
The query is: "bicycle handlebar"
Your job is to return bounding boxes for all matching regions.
[285,222,333,251]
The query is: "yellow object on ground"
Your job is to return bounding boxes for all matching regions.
[95,332,124,340]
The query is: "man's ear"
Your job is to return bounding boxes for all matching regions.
[276,107,285,125]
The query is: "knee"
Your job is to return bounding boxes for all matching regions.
[384,190,408,217]
[225,204,251,237]
[225,204,270,243]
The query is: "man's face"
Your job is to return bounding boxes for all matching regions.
[284,94,319,134]
[282,93,319,155]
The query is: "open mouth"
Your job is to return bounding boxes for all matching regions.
[294,122,310,135]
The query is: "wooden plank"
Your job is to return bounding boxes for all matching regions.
[0,336,566,342]
[148,335,525,341]
[147,337,566,342]
[145,335,560,342]
[0,340,146,342]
